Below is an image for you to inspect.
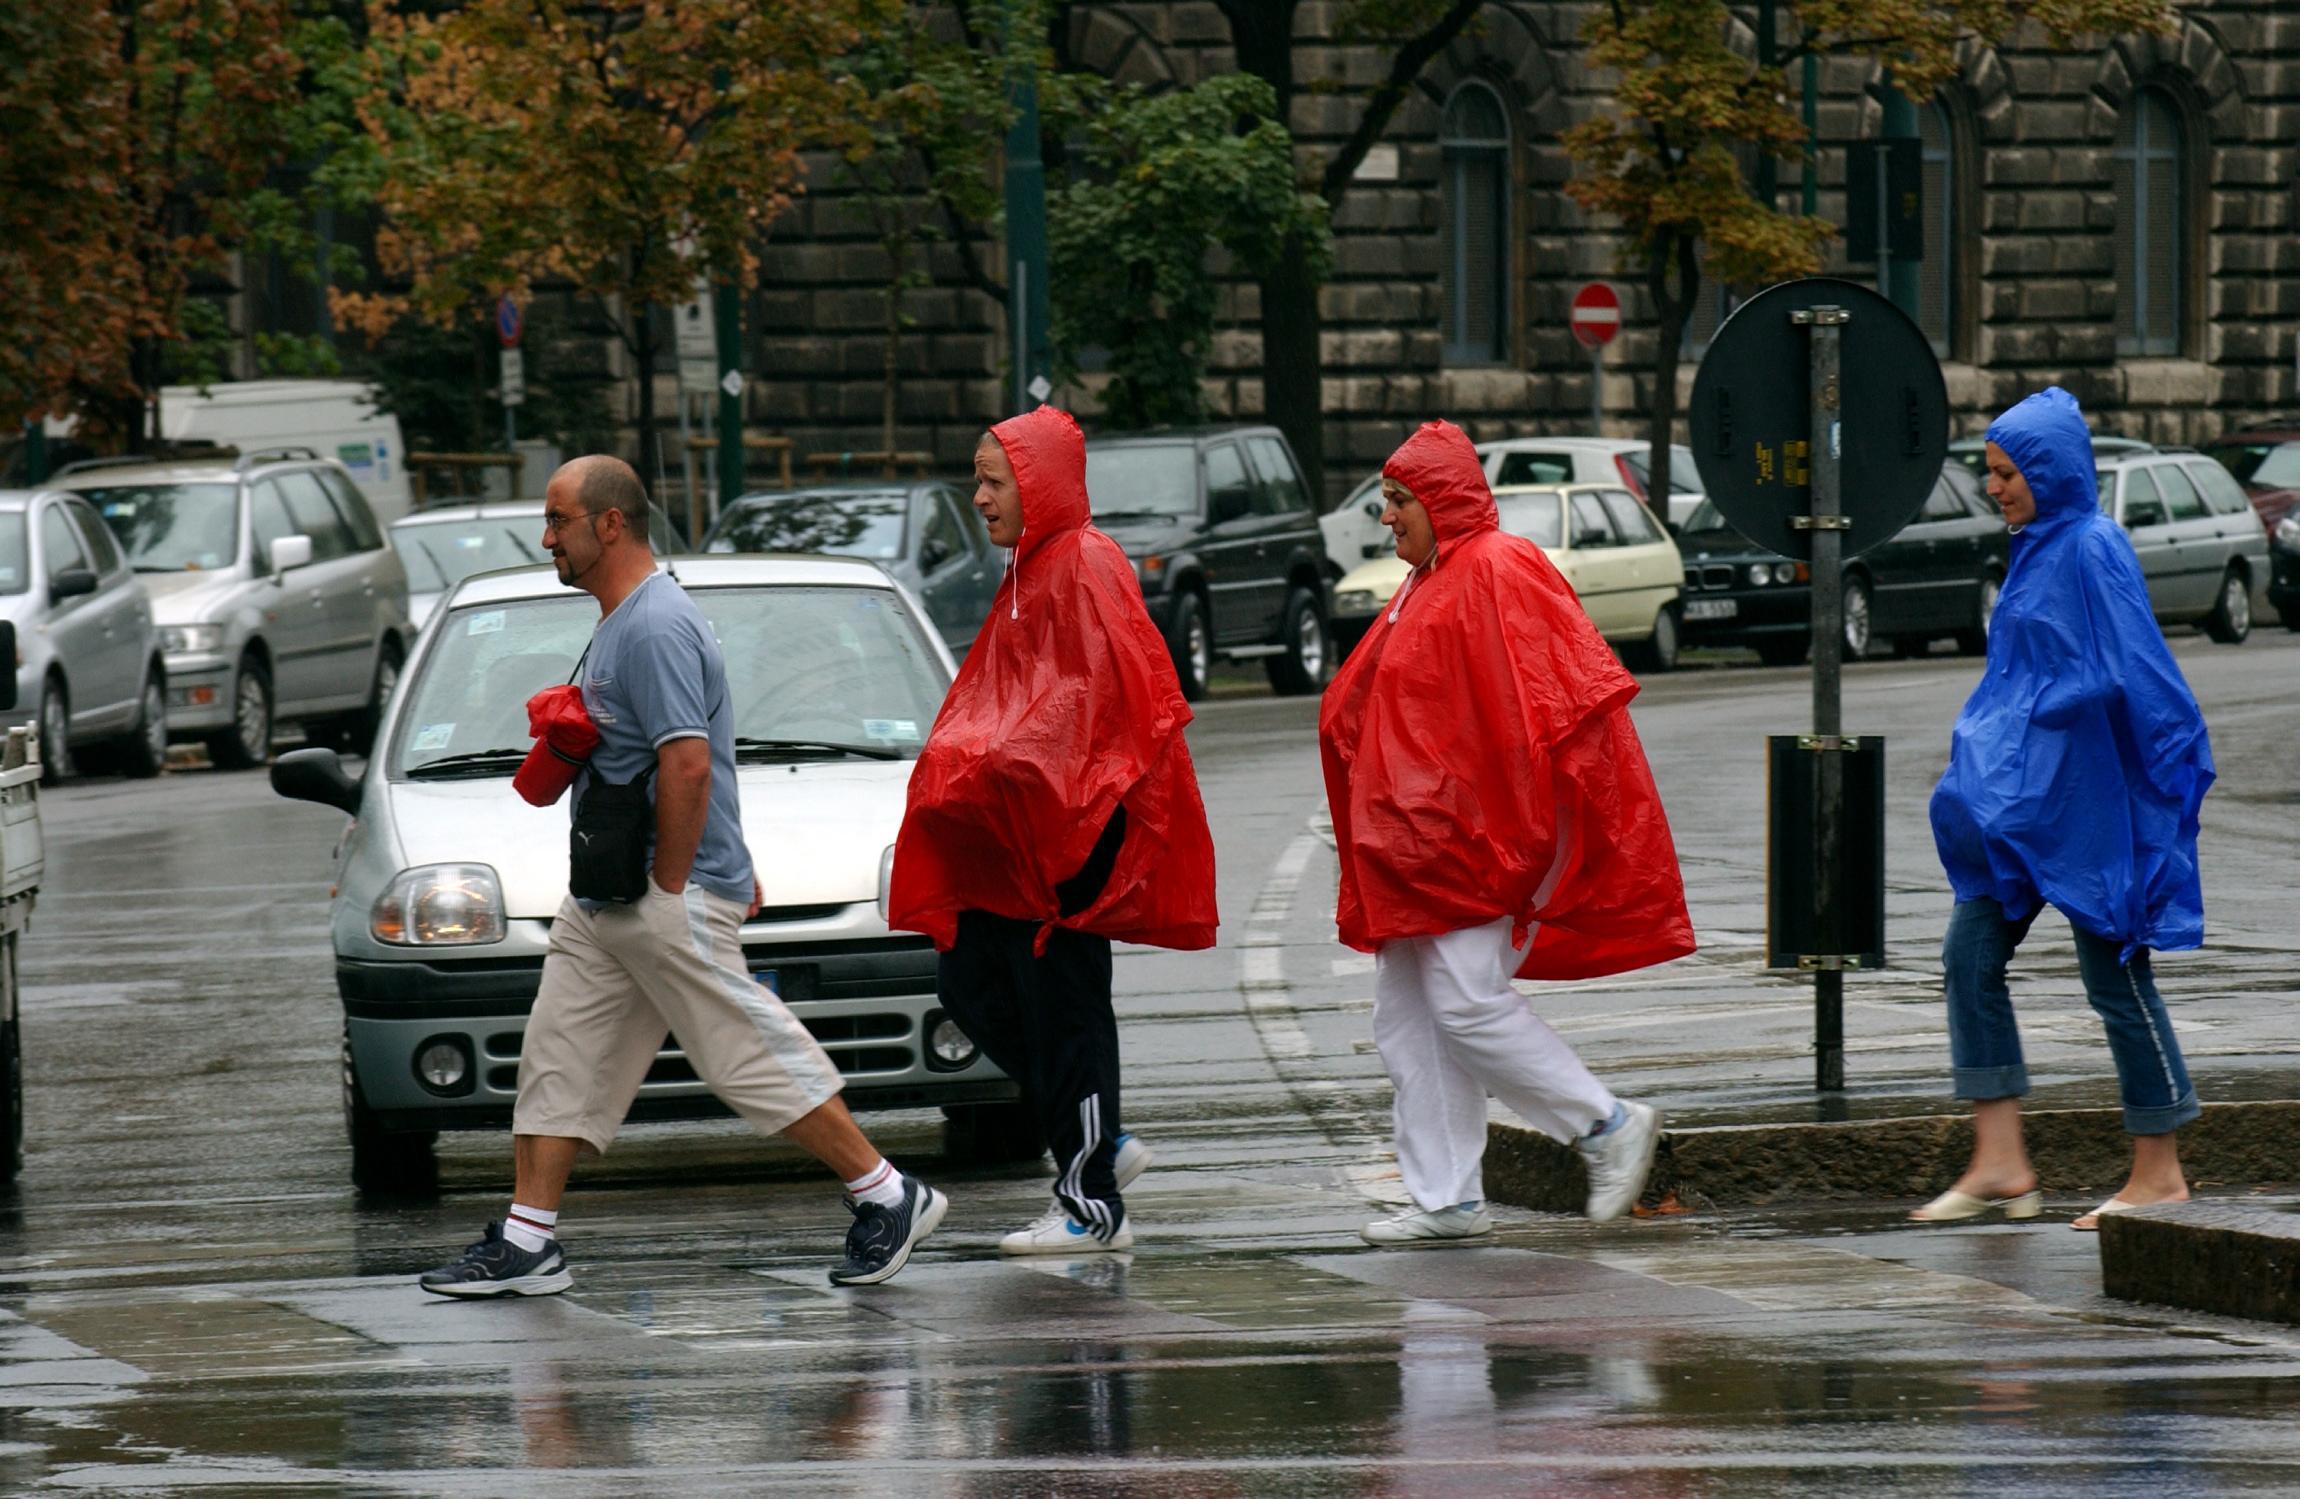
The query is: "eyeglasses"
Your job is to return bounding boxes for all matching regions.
[542,508,601,536]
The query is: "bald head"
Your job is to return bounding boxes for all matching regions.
[551,454,650,544]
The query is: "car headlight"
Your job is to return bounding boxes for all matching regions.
[2276,514,2300,555]
[1747,563,1773,586]
[162,624,224,654]
[371,863,506,946]
[1335,589,1376,616]
[876,844,896,925]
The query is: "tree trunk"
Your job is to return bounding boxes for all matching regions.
[1259,247,1325,500]
[1644,233,1699,510]
[633,301,659,490]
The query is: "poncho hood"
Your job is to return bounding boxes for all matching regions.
[1319,421,1694,980]
[889,405,1217,953]
[1929,387,2214,958]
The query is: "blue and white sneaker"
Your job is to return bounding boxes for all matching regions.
[828,1176,949,1286]
[999,1204,1134,1255]
[1113,1132,1153,1192]
[419,1221,572,1298]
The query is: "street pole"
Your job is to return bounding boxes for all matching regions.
[1004,51,1051,412]
[714,281,743,514]
[1755,0,1778,208]
[1590,347,1602,436]
[1793,305,1849,1093]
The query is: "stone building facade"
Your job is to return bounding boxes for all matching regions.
[710,1,2299,503]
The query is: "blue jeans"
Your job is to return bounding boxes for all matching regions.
[1942,897,2200,1136]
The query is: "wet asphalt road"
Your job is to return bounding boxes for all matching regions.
[2,626,2298,1493]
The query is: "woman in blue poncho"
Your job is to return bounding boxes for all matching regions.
[1914,387,2212,1232]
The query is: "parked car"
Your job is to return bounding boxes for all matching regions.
[0,489,167,782]
[1082,426,1332,699]
[2201,423,2300,537]
[703,481,996,657]
[1329,483,1683,671]
[1949,433,2153,483]
[2268,507,2300,629]
[1674,462,2010,664]
[1323,437,1707,574]
[55,449,413,766]
[269,555,1031,1190]
[391,500,682,633]
[0,668,45,1182]
[2094,449,2271,642]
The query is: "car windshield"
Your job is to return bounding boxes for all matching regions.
[2205,441,2300,490]
[706,493,908,561]
[1680,498,1737,535]
[390,518,547,594]
[390,584,948,777]
[1620,448,1701,496]
[0,514,27,595]
[1494,493,1564,547]
[80,483,241,571]
[2096,471,2117,506]
[1084,444,1198,517]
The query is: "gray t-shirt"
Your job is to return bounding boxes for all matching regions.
[574,572,752,903]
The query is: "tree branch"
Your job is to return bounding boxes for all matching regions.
[1318,0,1485,203]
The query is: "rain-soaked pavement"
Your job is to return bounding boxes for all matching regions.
[5,628,2298,1494]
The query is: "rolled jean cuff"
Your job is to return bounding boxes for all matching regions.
[2123,1090,2201,1137]
[1952,1064,2029,1102]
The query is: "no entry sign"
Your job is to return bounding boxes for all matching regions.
[1570,282,1621,349]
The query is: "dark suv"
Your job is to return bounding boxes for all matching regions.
[2202,424,2300,539]
[1082,427,1333,698]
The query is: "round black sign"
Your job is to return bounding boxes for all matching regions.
[1688,278,1947,562]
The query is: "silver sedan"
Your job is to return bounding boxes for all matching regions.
[2096,451,2274,642]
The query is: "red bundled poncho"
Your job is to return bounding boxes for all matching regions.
[1318,420,1694,980]
[889,405,1218,953]
[513,684,600,808]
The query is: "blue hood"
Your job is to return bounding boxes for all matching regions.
[1928,387,2213,957]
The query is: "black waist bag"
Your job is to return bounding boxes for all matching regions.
[569,765,655,903]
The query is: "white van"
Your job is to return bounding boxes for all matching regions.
[154,380,413,525]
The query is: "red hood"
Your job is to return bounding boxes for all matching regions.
[992,405,1091,563]
[1383,420,1497,550]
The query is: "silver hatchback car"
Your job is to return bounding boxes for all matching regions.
[270,555,1028,1191]
[2095,450,2272,642]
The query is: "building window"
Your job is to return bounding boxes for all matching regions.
[2114,87,2187,356]
[1917,102,1956,359]
[1440,81,1510,366]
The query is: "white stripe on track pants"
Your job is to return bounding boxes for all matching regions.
[1373,916,1617,1211]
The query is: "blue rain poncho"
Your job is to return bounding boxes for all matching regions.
[1928,388,2214,959]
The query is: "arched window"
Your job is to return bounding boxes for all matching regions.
[1440,82,1510,366]
[2114,88,2187,356]
[1917,102,1957,358]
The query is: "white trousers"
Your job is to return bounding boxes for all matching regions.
[1373,916,1618,1210]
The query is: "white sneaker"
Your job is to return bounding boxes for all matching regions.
[999,1205,1135,1256]
[1576,1101,1660,1223]
[1359,1204,1493,1244]
[1113,1133,1153,1191]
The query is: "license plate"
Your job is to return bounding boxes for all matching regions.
[752,969,780,995]
[1683,598,1738,621]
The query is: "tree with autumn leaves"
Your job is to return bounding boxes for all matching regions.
[343,0,877,485]
[1564,0,2174,502]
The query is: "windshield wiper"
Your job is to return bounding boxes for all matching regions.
[1091,509,1176,522]
[405,748,528,779]
[735,737,903,762]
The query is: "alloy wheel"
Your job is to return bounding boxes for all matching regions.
[1843,583,1872,657]
[2224,574,2251,636]
[1294,602,1325,683]
[235,671,270,762]
[140,679,167,763]
[1187,613,1210,689]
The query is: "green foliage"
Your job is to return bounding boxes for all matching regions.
[157,299,346,388]
[352,310,613,459]
[1048,74,1333,430]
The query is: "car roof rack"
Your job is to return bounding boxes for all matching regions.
[51,443,241,479]
[235,446,322,472]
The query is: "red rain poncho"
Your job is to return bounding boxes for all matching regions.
[1318,420,1694,980]
[513,684,600,808]
[889,406,1218,953]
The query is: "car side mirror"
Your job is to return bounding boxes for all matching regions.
[1363,499,1383,520]
[270,746,362,814]
[269,534,314,574]
[49,566,98,601]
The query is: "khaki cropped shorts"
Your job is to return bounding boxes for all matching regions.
[514,880,844,1155]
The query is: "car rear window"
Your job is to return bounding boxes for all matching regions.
[81,483,241,571]
[1085,445,1198,518]
[706,493,908,561]
[2205,441,2300,490]
[1494,492,1564,547]
[391,519,547,594]
[1493,451,1576,486]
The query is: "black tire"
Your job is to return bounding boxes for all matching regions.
[206,656,273,770]
[1166,592,1210,702]
[1265,587,1329,695]
[941,1100,1045,1164]
[35,676,70,787]
[1754,636,1807,668]
[0,935,20,1184]
[1954,573,2002,657]
[1630,604,1679,673]
[2201,566,2252,644]
[1841,575,1875,660]
[2282,601,2300,632]
[344,1027,438,1196]
[332,640,403,757]
[112,669,168,779]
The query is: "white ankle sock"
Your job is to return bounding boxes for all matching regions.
[504,1202,558,1252]
[844,1159,906,1210]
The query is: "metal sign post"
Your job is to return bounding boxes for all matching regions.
[496,295,524,459]
[1792,306,1849,1092]
[1569,282,1621,434]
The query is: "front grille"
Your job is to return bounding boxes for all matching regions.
[1685,565,1735,591]
[484,1005,921,1086]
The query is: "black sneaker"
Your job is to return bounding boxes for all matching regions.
[418,1220,573,1298]
[828,1176,948,1287]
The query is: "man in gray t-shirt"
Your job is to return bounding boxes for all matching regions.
[420,456,946,1301]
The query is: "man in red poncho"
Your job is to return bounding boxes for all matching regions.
[890,404,1217,1254]
[1320,420,1694,1244]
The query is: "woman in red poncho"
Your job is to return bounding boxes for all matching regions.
[1320,420,1694,1244]
[890,404,1216,1255]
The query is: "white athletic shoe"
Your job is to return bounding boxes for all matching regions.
[999,1205,1134,1256]
[1577,1101,1661,1223]
[1359,1204,1493,1244]
[1113,1132,1153,1191]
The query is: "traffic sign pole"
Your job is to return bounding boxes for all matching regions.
[1568,283,1621,434]
[496,295,523,462]
[1794,305,1850,1093]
